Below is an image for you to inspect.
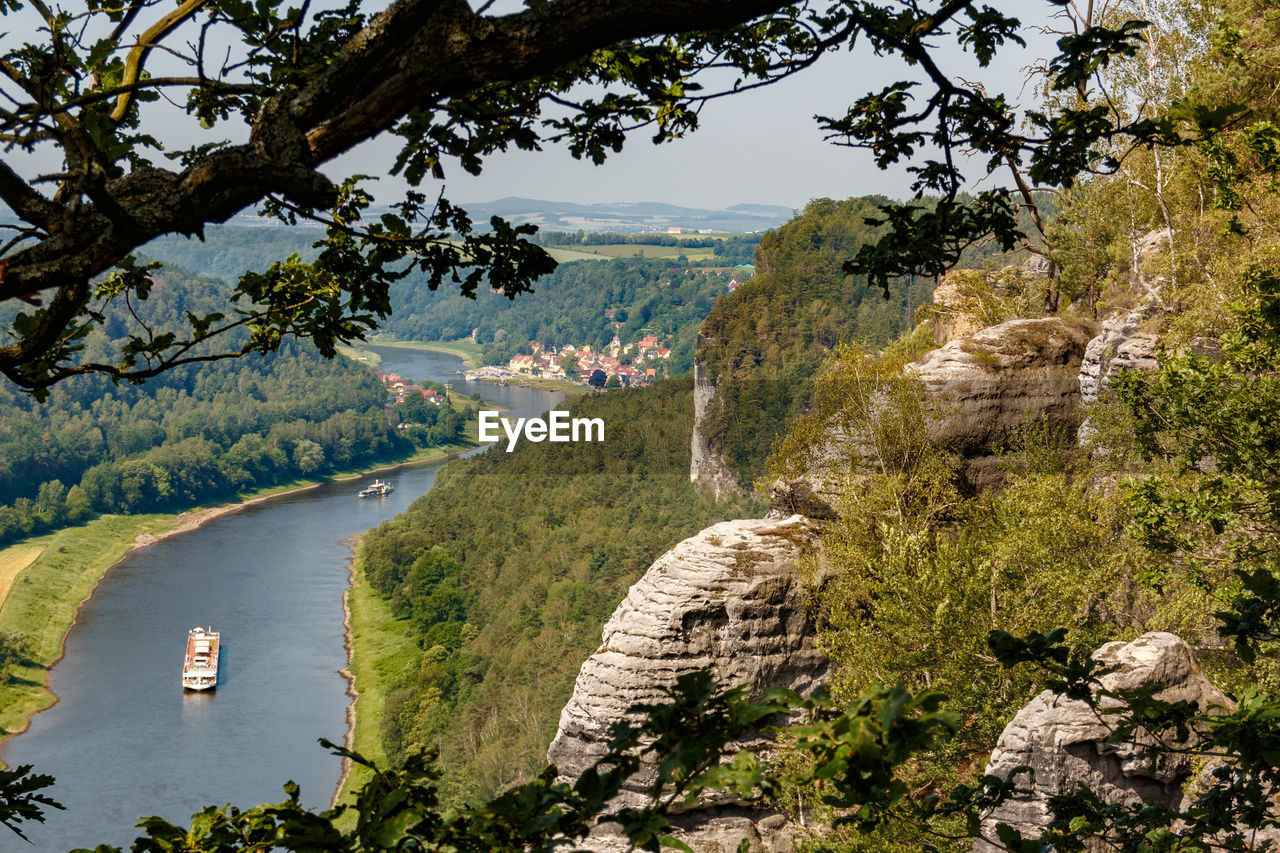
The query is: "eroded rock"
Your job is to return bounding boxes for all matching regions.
[769,316,1094,514]
[910,316,1095,489]
[547,515,827,851]
[976,633,1230,853]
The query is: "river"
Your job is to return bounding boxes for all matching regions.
[2,345,563,853]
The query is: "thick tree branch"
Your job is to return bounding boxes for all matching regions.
[110,0,209,121]
[0,0,796,310]
[288,0,798,163]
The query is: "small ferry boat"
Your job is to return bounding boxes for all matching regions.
[182,627,219,691]
[357,480,394,498]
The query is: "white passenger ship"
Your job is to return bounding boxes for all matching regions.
[182,627,220,691]
[357,479,394,498]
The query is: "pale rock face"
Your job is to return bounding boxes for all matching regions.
[769,316,1094,512]
[1077,286,1163,445]
[908,317,1094,477]
[546,515,827,851]
[690,349,743,499]
[1077,311,1162,407]
[976,633,1230,853]
[930,273,991,345]
[1077,227,1170,443]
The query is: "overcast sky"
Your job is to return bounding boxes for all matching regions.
[324,8,1061,212]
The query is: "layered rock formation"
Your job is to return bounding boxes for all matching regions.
[1078,294,1164,446]
[1076,227,1173,443]
[769,315,1095,514]
[911,315,1095,489]
[547,515,828,852]
[976,633,1230,853]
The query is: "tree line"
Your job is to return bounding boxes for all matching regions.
[0,266,469,546]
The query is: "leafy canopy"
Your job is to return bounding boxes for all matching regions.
[0,0,1231,396]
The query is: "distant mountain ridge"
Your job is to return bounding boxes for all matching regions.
[460,197,795,232]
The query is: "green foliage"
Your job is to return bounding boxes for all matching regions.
[764,343,1139,849]
[0,264,470,546]
[697,197,938,486]
[0,629,29,680]
[1109,261,1280,669]
[357,378,762,802]
[0,764,61,842]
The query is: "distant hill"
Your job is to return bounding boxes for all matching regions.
[141,199,793,280]
[460,197,795,233]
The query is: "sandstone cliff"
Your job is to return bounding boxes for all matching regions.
[690,343,744,500]
[910,315,1095,489]
[976,633,1230,853]
[547,515,828,852]
[769,315,1095,515]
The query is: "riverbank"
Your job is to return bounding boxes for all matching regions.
[0,439,479,758]
[366,337,484,368]
[466,373,586,396]
[332,555,418,812]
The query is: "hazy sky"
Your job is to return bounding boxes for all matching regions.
[0,3,1063,215]
[325,8,1061,212]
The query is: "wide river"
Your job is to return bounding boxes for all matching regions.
[2,345,562,853]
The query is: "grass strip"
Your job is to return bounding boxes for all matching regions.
[0,546,42,605]
[0,513,175,742]
[334,559,417,813]
[366,338,485,368]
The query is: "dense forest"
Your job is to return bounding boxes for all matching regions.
[0,266,470,545]
[142,227,324,284]
[357,377,762,802]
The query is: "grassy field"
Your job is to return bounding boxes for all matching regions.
[0,513,177,741]
[544,244,721,262]
[543,246,608,263]
[583,244,719,260]
[335,561,418,808]
[336,344,381,368]
[0,546,42,604]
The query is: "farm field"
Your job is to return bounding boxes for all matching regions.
[541,239,734,264]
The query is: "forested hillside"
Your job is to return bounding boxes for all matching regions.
[143,228,740,373]
[696,197,936,485]
[356,377,762,801]
[0,266,469,544]
[142,227,324,283]
[379,258,738,371]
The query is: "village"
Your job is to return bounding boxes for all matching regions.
[464,332,673,387]
[371,372,448,404]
